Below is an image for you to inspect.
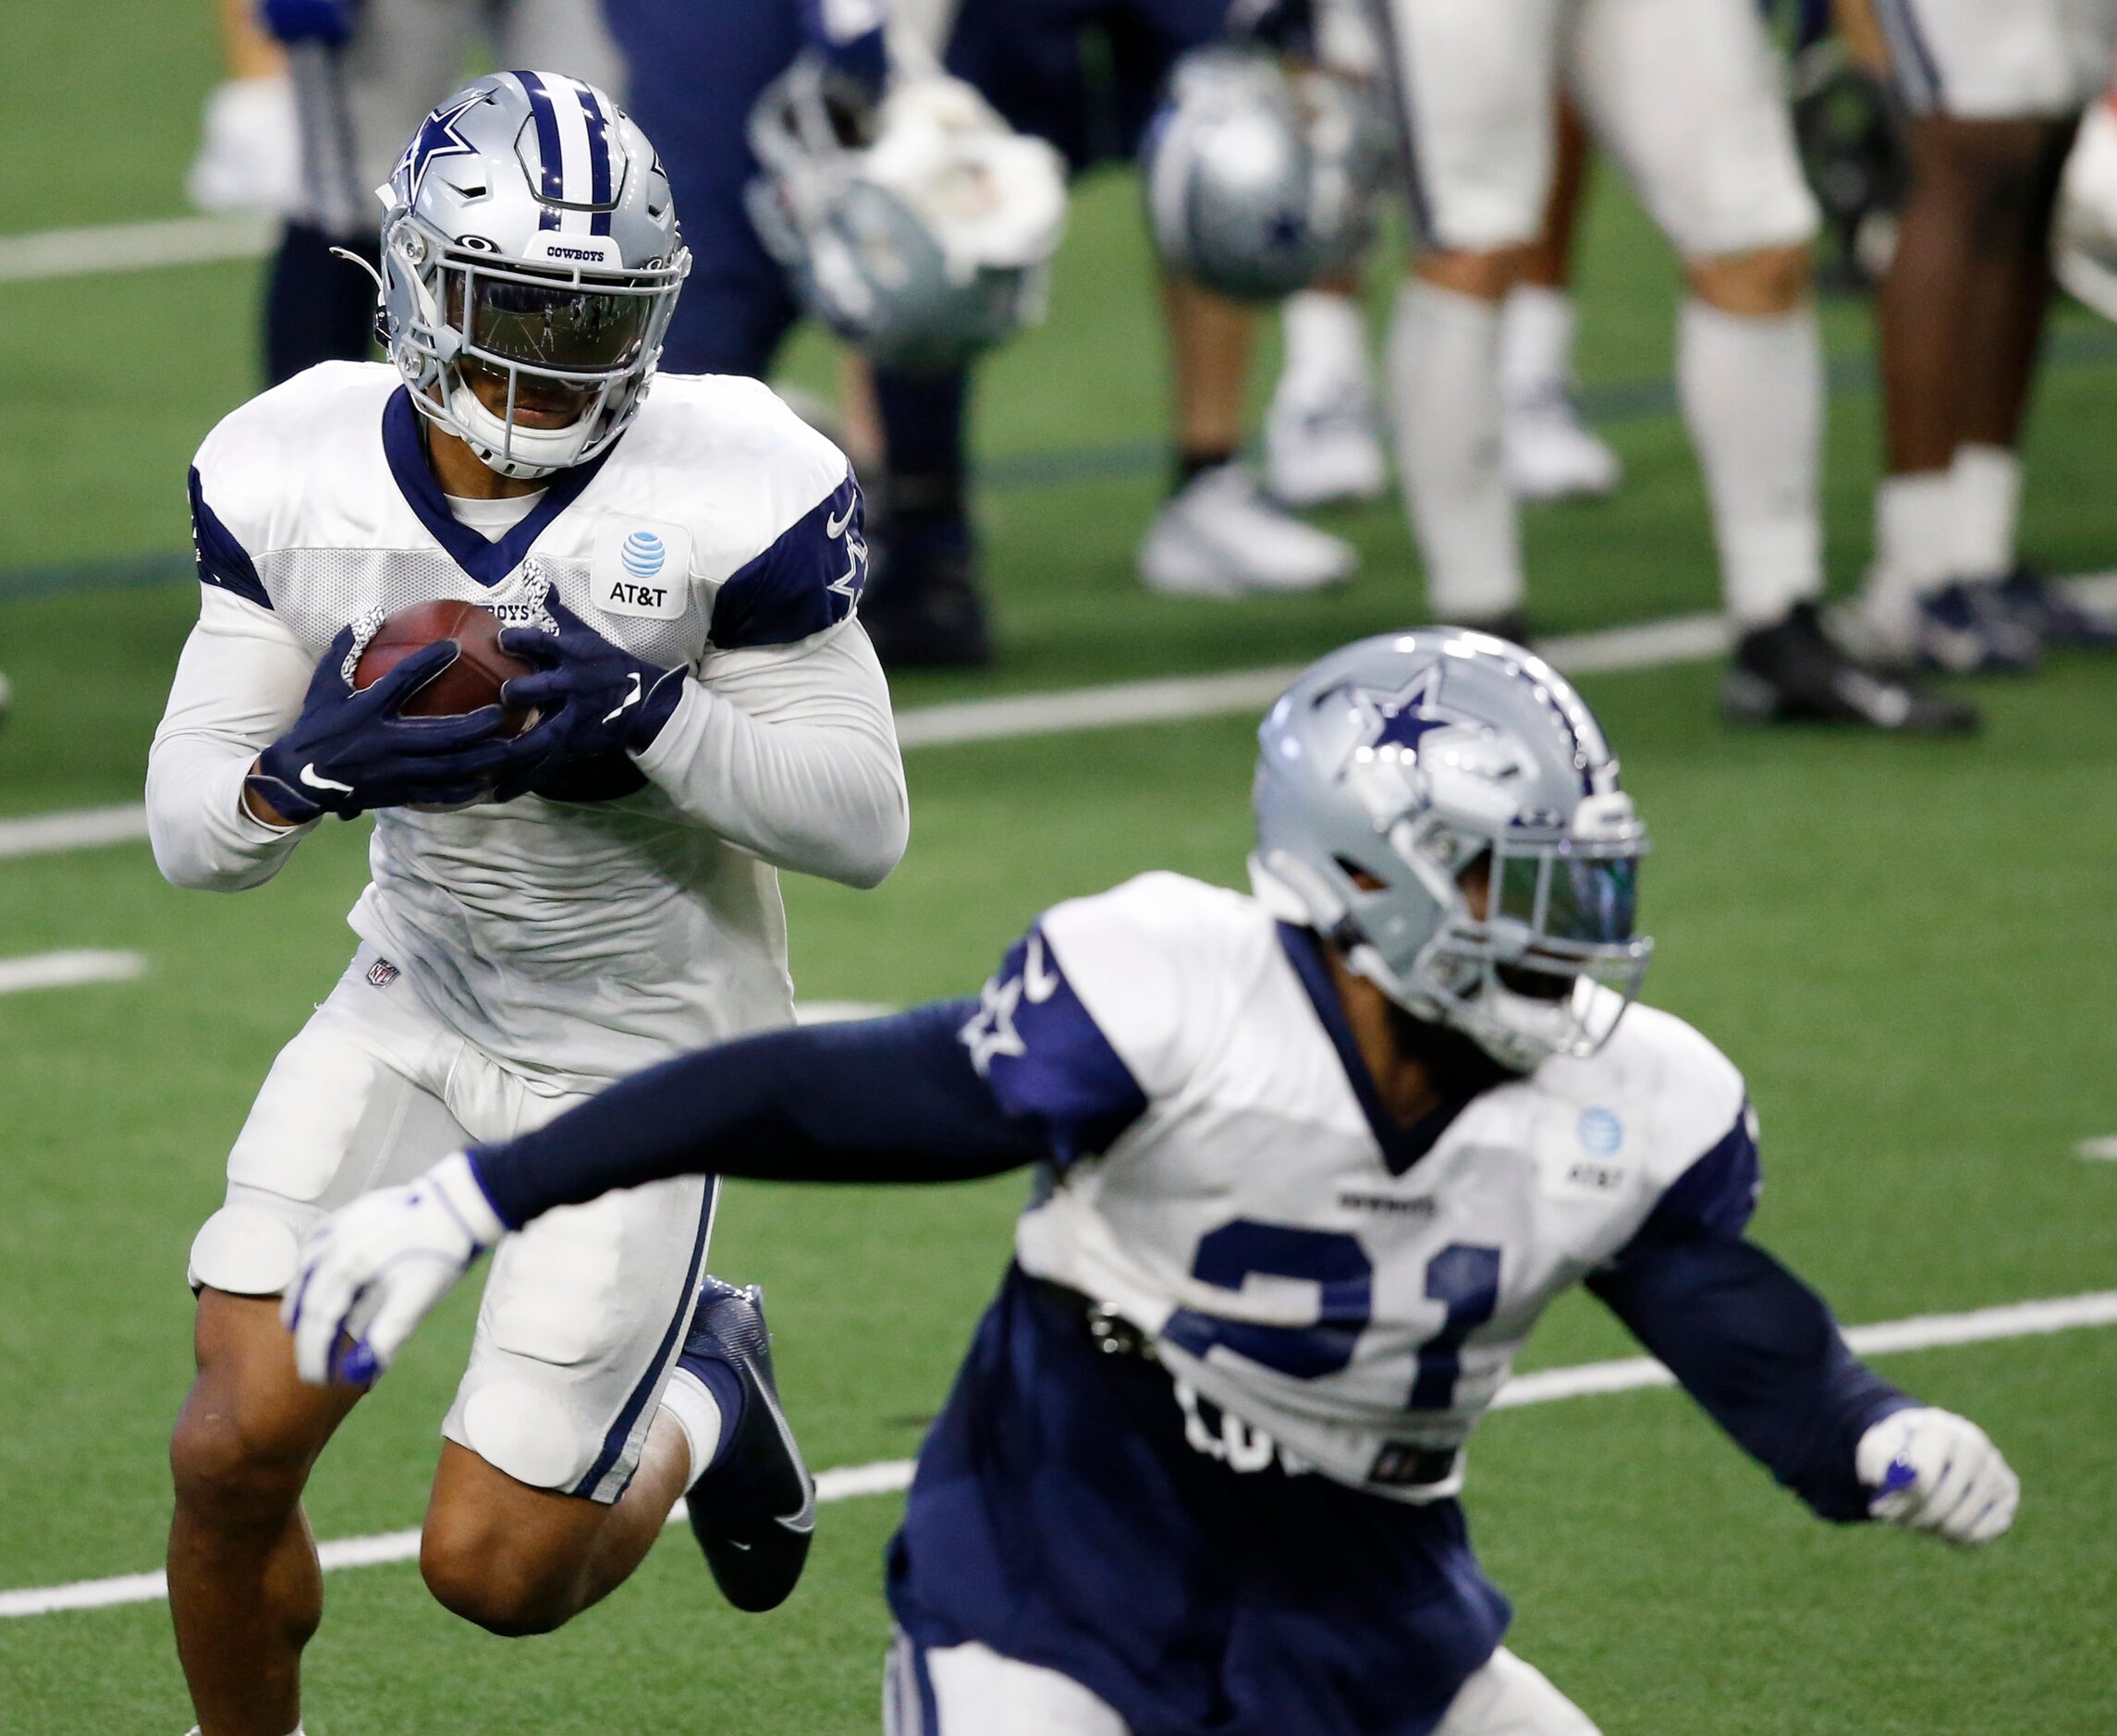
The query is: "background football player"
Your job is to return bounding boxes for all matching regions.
[1368,0,1976,732]
[255,0,625,385]
[287,630,2017,1735]
[149,74,908,1736]
[606,0,1357,671]
[1843,0,2117,670]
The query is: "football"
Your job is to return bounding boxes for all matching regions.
[351,600,536,737]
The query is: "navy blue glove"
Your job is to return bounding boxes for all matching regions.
[249,627,553,824]
[498,601,688,766]
[260,0,359,46]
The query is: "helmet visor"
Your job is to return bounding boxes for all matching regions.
[1496,849,1639,947]
[463,270,652,374]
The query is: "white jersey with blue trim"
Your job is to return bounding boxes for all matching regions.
[155,360,902,1090]
[962,871,1756,1503]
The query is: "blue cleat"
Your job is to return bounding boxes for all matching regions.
[679,1279,815,1613]
[1989,568,2117,651]
[1912,581,2041,675]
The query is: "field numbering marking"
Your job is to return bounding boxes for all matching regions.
[4,1286,2113,1620]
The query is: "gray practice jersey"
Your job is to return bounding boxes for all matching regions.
[960,872,1760,1501]
[150,362,907,1091]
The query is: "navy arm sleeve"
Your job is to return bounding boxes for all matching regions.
[1585,1113,1911,1522]
[469,999,1051,1229]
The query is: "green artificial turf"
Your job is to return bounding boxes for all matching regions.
[3,13,2116,1731]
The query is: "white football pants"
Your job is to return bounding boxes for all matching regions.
[884,1633,1601,1735]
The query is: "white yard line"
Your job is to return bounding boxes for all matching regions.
[0,949,145,996]
[2074,1137,2117,1161]
[5,581,2114,865]
[0,214,274,285]
[4,1285,2110,1620]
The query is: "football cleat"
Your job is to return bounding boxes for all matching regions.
[1139,463,1357,597]
[1988,568,2117,650]
[1908,581,2042,676]
[1502,385,1622,502]
[1264,373,1388,508]
[860,539,996,670]
[680,1279,816,1613]
[1722,603,1978,733]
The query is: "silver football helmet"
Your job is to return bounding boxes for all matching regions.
[747,61,1069,373]
[1250,630,1652,1070]
[1143,46,1385,302]
[375,71,691,480]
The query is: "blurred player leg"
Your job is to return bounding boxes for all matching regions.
[497,0,626,92]
[1856,0,2117,662]
[1265,275,1390,508]
[1431,1646,1602,1735]
[1263,8,1389,510]
[1373,0,1560,630]
[865,367,997,666]
[886,1632,1133,1735]
[1143,275,1359,595]
[187,0,299,217]
[1499,98,1623,503]
[1572,0,1976,729]
[263,0,478,383]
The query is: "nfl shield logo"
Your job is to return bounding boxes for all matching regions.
[367,959,400,989]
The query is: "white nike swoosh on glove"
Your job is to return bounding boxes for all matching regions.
[300,763,355,794]
[602,672,642,726]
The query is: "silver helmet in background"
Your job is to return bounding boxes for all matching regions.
[1251,630,1653,1070]
[376,71,691,480]
[1142,45,1386,302]
[746,60,1070,374]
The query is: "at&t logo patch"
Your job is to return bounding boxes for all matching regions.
[593,520,691,619]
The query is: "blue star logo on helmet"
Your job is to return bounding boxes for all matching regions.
[396,90,488,206]
[620,531,666,579]
[1348,666,1486,759]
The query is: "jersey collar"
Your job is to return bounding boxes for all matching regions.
[382,387,614,587]
[1276,923,1470,1177]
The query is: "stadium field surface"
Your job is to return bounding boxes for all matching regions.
[2,7,2114,1731]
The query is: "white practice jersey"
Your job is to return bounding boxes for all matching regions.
[149,362,907,1091]
[961,873,1758,1502]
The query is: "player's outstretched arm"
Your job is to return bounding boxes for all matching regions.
[1587,1230,2018,1544]
[286,1001,1049,1383]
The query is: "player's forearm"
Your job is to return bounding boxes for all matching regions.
[467,999,1049,1227]
[147,601,318,890]
[632,629,909,887]
[1586,1234,1909,1521]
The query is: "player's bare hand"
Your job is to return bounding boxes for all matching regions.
[283,1152,508,1386]
[1857,1407,2019,1546]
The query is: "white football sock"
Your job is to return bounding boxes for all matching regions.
[1952,444,2023,578]
[1676,299,1825,628]
[1499,283,1576,407]
[1388,279,1524,619]
[1279,288,1371,392]
[658,1369,725,1490]
[1872,470,1960,617]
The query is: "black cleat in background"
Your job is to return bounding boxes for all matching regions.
[1723,603,1978,734]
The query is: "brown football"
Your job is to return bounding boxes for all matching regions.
[351,600,535,737]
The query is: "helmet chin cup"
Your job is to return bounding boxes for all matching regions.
[446,375,592,481]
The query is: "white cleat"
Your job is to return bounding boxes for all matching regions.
[1139,464,1358,598]
[1264,375,1389,508]
[1501,387,1622,502]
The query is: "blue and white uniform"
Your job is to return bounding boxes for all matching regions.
[453,862,1908,1729]
[1870,0,2117,119]
[148,360,906,1500]
[878,872,1903,1733]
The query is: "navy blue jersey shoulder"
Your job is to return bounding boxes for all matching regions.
[709,469,867,649]
[1637,1104,1762,1245]
[960,925,1147,1167]
[188,467,271,610]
